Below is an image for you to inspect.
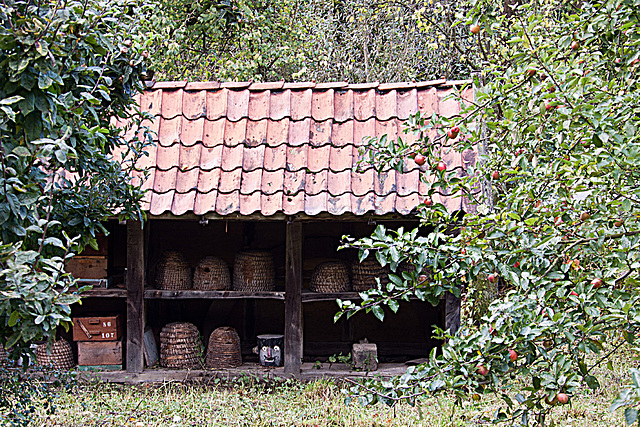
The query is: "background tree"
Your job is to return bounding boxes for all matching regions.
[0,0,151,358]
[145,0,476,82]
[335,0,640,425]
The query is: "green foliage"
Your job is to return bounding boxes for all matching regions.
[339,0,640,424]
[146,0,475,82]
[0,365,76,426]
[0,0,151,356]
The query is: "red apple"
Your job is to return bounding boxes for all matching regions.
[614,219,624,227]
[571,41,580,50]
[516,148,524,156]
[570,291,578,296]
[476,365,489,376]
[545,102,554,111]
[580,212,591,221]
[488,273,498,284]
[491,170,500,180]
[581,140,590,148]
[414,154,426,166]
[556,393,569,404]
[447,126,460,139]
[508,349,518,362]
[470,24,481,34]
[513,261,520,268]
[526,68,536,77]
[423,198,432,207]
[437,161,447,172]
[418,274,428,283]
[614,58,622,64]
[591,277,604,288]
[632,59,640,66]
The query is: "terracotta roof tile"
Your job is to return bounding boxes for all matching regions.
[375,90,397,121]
[128,80,475,216]
[269,90,291,120]
[240,192,261,215]
[290,89,312,121]
[334,90,354,122]
[181,117,204,146]
[308,145,330,173]
[183,90,207,120]
[243,144,266,172]
[140,90,163,116]
[397,89,418,120]
[328,170,351,196]
[171,191,197,216]
[331,121,353,148]
[311,89,334,121]
[248,91,270,120]
[223,119,247,147]
[161,89,183,119]
[353,89,376,120]
[245,120,268,147]
[185,82,220,91]
[202,119,225,148]
[206,90,228,120]
[288,118,310,147]
[194,189,218,215]
[309,120,332,147]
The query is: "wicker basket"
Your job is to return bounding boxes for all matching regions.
[351,258,391,291]
[154,251,192,290]
[159,322,202,369]
[205,327,242,369]
[193,256,231,291]
[310,261,350,292]
[36,340,74,370]
[232,251,275,291]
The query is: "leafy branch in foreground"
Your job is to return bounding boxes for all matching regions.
[338,0,640,425]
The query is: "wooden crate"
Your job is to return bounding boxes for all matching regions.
[77,339,122,366]
[66,256,107,279]
[73,314,123,341]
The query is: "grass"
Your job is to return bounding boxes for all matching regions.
[31,344,639,427]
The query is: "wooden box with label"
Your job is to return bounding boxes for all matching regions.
[77,338,122,367]
[73,314,123,341]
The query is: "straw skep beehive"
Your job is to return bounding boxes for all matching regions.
[351,258,391,291]
[205,327,242,369]
[232,251,275,291]
[159,322,202,369]
[193,256,231,290]
[36,340,74,370]
[310,261,350,293]
[154,251,192,290]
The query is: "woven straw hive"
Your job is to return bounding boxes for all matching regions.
[154,251,192,290]
[193,256,231,291]
[205,327,242,369]
[159,322,203,369]
[310,261,350,293]
[232,251,275,291]
[351,258,391,291]
[36,340,74,370]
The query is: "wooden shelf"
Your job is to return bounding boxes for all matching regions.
[143,289,286,300]
[301,290,363,302]
[80,288,127,298]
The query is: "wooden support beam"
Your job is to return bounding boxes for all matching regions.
[445,292,461,336]
[126,220,145,373]
[284,221,303,376]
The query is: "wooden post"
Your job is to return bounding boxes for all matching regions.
[126,220,145,373]
[284,221,302,376]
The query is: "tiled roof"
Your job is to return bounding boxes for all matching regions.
[119,80,478,217]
